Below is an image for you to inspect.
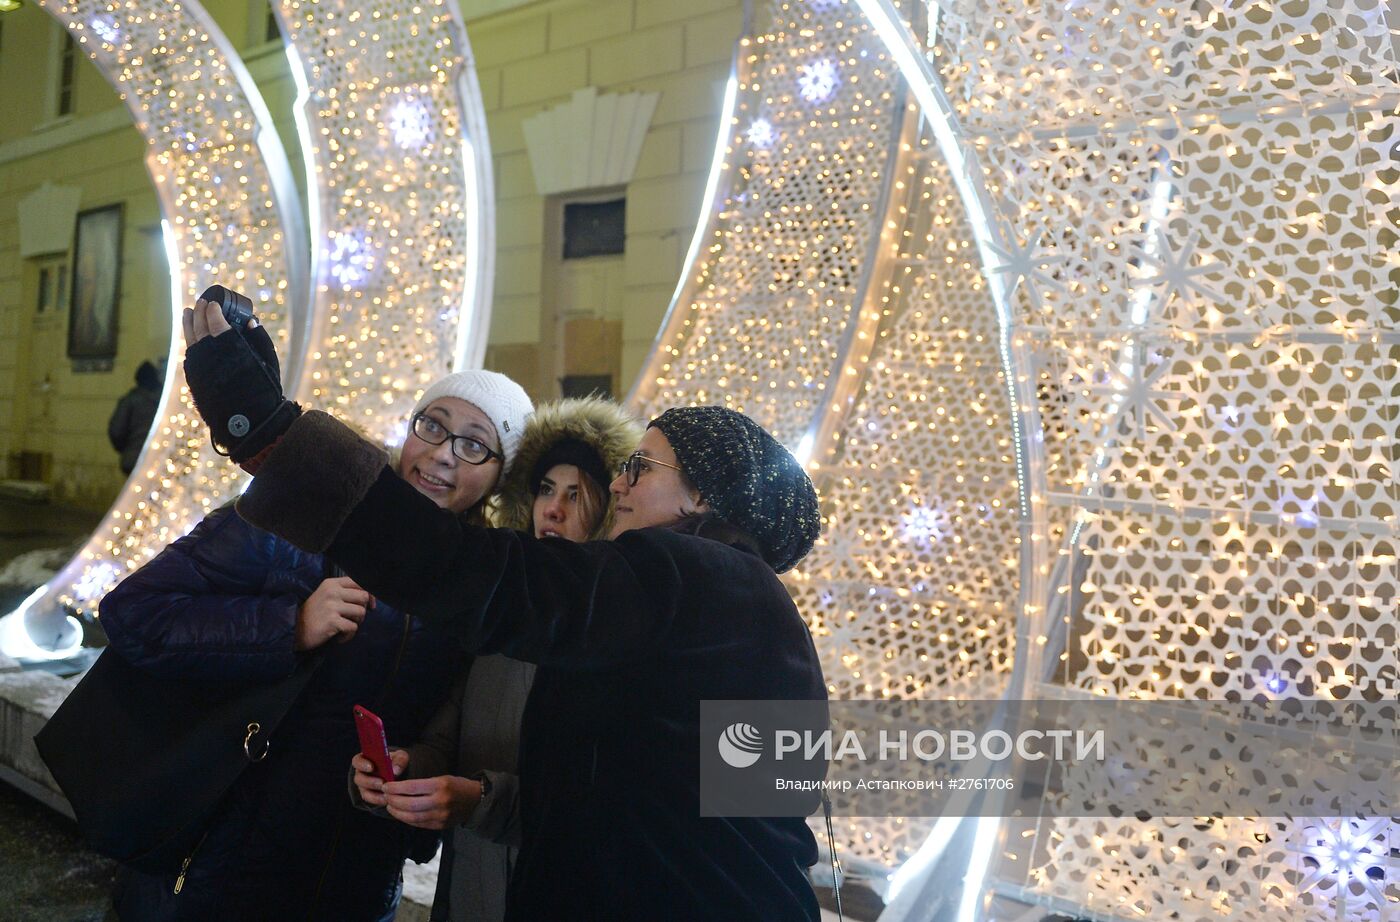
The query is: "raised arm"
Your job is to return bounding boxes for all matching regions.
[182,300,689,669]
[235,411,685,668]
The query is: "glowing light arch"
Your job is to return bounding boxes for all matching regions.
[628,0,1028,887]
[851,1,1400,920]
[634,0,1396,918]
[270,0,495,445]
[11,0,309,657]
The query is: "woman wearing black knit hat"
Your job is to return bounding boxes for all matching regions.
[352,397,641,922]
[182,297,830,921]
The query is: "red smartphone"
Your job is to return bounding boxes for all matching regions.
[353,705,395,783]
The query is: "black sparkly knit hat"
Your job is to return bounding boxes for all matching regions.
[649,406,820,573]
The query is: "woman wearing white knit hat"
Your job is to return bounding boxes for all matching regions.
[398,370,534,527]
[94,366,532,921]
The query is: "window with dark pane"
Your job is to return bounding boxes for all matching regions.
[58,32,77,115]
[36,257,67,314]
[560,375,613,400]
[37,266,54,314]
[562,199,625,260]
[265,4,282,43]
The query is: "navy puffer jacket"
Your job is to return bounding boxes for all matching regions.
[99,505,464,921]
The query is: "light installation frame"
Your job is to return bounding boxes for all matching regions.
[6,0,496,662]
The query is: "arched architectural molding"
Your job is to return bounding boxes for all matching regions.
[522,86,660,196]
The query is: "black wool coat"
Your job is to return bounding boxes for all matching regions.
[99,505,459,921]
[238,410,828,922]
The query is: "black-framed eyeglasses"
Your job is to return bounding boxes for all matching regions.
[410,413,503,466]
[617,451,685,487]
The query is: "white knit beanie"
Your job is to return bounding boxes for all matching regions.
[411,370,534,472]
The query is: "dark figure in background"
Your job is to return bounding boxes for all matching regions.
[107,361,162,475]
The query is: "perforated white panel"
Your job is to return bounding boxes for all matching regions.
[914,0,1398,918]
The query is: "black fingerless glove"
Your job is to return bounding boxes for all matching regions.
[184,324,301,466]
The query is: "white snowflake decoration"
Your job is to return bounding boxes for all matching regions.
[798,59,839,103]
[89,15,120,44]
[746,118,777,148]
[388,97,432,150]
[328,231,373,288]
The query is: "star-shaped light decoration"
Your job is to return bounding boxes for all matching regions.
[1094,341,1178,439]
[797,59,839,104]
[90,15,121,45]
[1131,228,1226,319]
[388,98,432,150]
[745,118,777,149]
[901,501,952,547]
[982,229,1069,312]
[72,561,122,612]
[329,231,374,288]
[1291,816,1394,917]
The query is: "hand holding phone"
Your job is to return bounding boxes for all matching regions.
[353,705,394,783]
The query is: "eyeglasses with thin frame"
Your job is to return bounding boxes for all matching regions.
[617,451,684,487]
[410,413,503,466]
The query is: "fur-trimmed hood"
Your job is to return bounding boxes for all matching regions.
[494,397,642,536]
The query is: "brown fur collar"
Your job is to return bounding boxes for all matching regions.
[237,410,389,552]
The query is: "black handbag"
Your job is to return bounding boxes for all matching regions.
[34,645,322,873]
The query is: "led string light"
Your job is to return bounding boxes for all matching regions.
[784,122,1023,871]
[8,0,494,657]
[632,0,905,448]
[630,0,1027,880]
[271,0,494,443]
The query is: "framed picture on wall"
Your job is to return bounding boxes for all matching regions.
[67,203,123,361]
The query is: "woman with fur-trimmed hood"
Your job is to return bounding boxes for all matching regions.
[353,397,642,922]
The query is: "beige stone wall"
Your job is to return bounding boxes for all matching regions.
[0,2,158,509]
[0,0,742,509]
[471,0,742,396]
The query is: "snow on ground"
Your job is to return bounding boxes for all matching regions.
[0,548,72,588]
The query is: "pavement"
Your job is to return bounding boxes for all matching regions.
[0,775,115,921]
[0,496,112,919]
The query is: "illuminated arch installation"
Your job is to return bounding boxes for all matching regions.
[629,0,1025,885]
[634,0,1397,919]
[8,0,493,658]
[9,1,1393,918]
[853,1,1398,919]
